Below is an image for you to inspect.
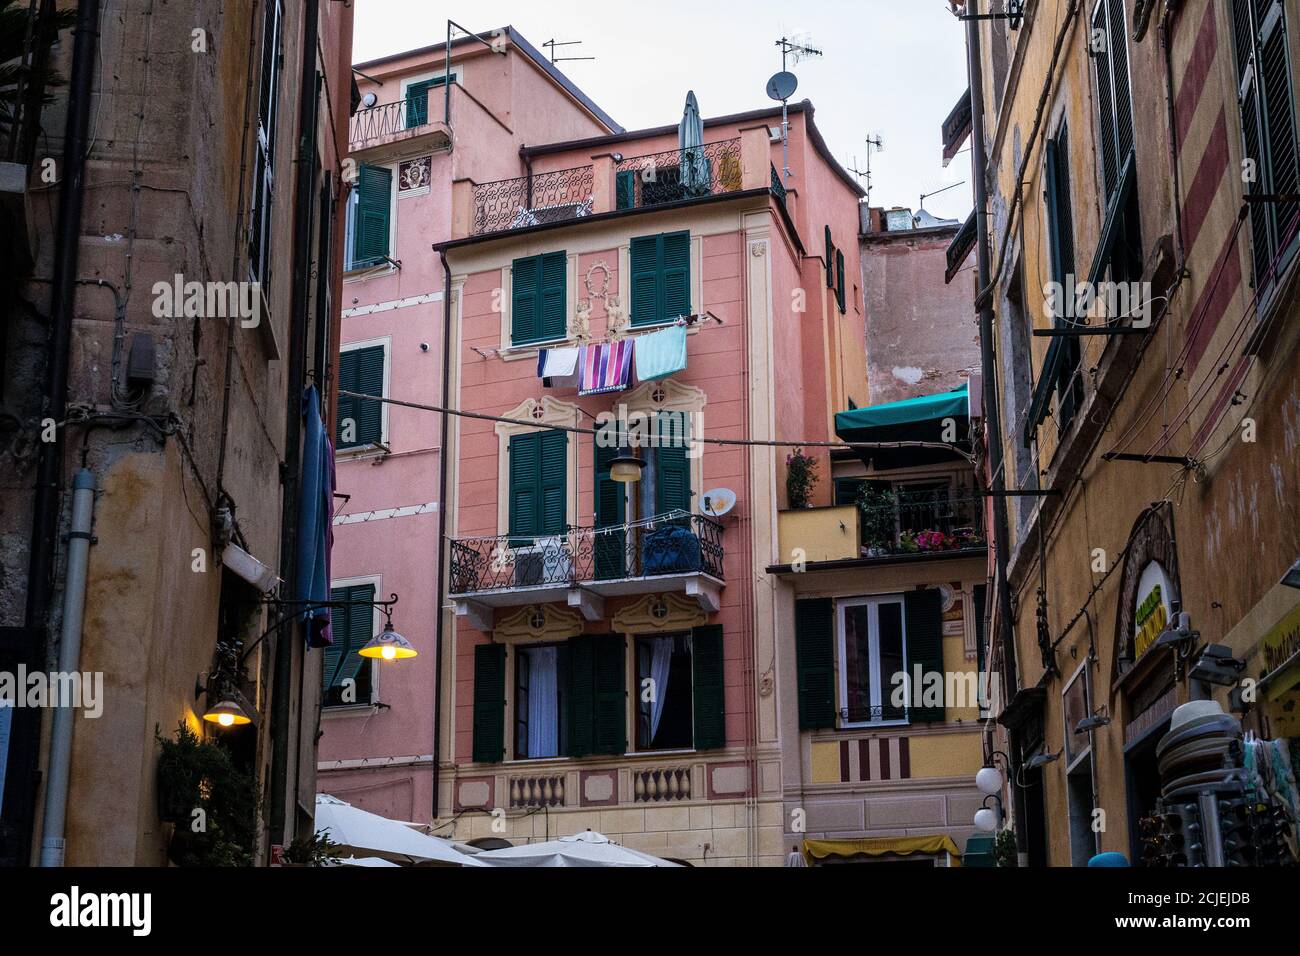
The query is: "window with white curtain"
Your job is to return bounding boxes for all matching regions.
[514,644,568,759]
[635,633,693,750]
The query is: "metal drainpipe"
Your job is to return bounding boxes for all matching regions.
[964,0,1027,863]
[23,0,99,868]
[431,249,454,819]
[37,469,96,867]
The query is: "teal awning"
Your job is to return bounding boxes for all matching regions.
[834,386,970,470]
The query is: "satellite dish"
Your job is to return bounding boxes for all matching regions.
[361,91,378,108]
[766,71,798,102]
[702,488,737,517]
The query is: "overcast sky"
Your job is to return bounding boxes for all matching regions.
[353,0,974,223]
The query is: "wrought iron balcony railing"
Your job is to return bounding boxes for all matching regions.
[614,138,743,211]
[349,99,437,150]
[770,163,787,208]
[448,512,725,596]
[854,490,986,557]
[472,165,595,236]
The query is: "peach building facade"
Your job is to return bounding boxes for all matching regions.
[435,102,870,866]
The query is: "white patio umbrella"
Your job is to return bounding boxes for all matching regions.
[326,856,400,868]
[314,794,484,866]
[475,829,682,868]
[678,90,710,196]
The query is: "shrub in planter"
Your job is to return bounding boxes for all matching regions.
[284,829,342,867]
[785,448,819,509]
[856,484,898,551]
[156,723,258,867]
[993,828,1018,868]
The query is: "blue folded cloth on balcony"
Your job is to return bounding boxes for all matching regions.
[642,524,701,575]
[633,324,687,382]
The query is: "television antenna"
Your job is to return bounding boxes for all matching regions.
[769,35,823,186]
[542,38,595,64]
[919,179,966,212]
[851,134,884,207]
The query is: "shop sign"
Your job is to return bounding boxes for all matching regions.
[1261,602,1300,699]
[1133,563,1174,660]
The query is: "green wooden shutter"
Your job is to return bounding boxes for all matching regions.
[905,588,945,723]
[353,345,384,446]
[336,584,375,688]
[539,251,567,341]
[508,432,540,540]
[654,411,691,516]
[692,624,725,749]
[833,477,864,506]
[335,349,359,447]
[661,231,692,322]
[1259,0,1299,271]
[835,248,846,313]
[511,255,540,345]
[336,347,383,448]
[795,598,836,730]
[592,636,626,755]
[616,170,637,209]
[594,430,626,580]
[973,584,988,685]
[472,643,507,763]
[353,164,391,267]
[404,79,433,128]
[566,635,595,757]
[629,235,659,326]
[825,226,835,288]
[510,430,566,540]
[539,429,568,535]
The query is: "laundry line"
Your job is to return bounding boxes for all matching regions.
[467,310,724,360]
[335,389,975,462]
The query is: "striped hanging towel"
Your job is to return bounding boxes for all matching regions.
[578,339,635,395]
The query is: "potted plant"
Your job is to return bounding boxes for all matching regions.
[156,722,259,866]
[856,484,899,555]
[284,829,343,867]
[785,448,819,510]
[993,828,1018,867]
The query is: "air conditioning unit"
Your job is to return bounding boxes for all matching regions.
[513,537,572,587]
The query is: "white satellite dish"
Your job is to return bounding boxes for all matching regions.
[701,488,737,517]
[766,71,798,102]
[361,91,378,109]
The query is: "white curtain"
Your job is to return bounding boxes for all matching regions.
[648,636,674,741]
[527,647,558,758]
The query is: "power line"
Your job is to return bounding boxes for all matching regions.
[336,390,975,461]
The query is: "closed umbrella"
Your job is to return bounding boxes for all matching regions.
[476,829,681,867]
[314,794,484,866]
[678,91,710,196]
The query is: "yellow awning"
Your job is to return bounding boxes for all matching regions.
[803,834,962,865]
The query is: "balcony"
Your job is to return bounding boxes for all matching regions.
[776,491,987,570]
[855,488,986,558]
[471,164,596,236]
[449,512,725,625]
[611,138,743,211]
[452,126,784,240]
[349,99,450,154]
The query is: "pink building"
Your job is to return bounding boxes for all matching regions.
[436,98,868,865]
[317,28,620,822]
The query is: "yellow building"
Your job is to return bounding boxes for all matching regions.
[965,0,1300,865]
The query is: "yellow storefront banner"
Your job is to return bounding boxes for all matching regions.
[1262,602,1300,701]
